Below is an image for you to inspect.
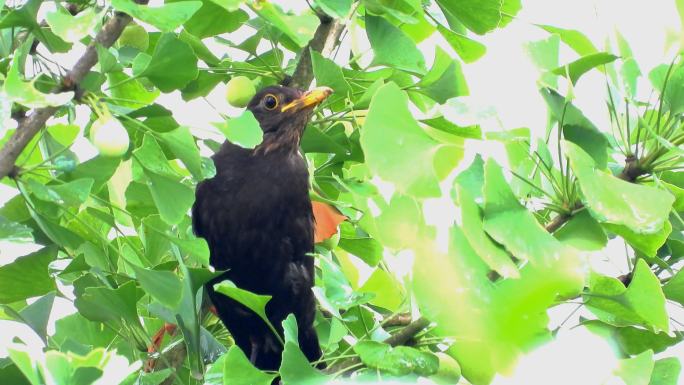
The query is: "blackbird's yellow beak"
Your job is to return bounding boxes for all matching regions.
[281,86,333,113]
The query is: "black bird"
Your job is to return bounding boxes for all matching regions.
[192,85,333,370]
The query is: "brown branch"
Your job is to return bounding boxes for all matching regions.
[0,7,142,180]
[323,317,431,375]
[286,15,345,89]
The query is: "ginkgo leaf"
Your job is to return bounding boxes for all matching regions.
[312,201,346,243]
[4,57,73,108]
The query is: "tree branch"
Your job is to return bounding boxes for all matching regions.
[323,317,431,375]
[286,15,345,89]
[0,7,141,180]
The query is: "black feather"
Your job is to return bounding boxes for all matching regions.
[192,86,323,370]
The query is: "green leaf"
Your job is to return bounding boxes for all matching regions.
[366,15,426,74]
[663,268,684,306]
[552,52,618,85]
[604,221,672,257]
[0,247,57,304]
[217,110,264,149]
[658,64,684,116]
[541,88,610,168]
[436,0,521,35]
[455,185,519,278]
[135,33,198,93]
[0,0,71,52]
[207,0,243,11]
[437,24,486,63]
[585,259,669,333]
[0,216,33,242]
[483,159,574,265]
[144,170,195,225]
[182,0,248,39]
[213,280,273,330]
[337,237,383,266]
[4,56,73,108]
[565,142,673,233]
[554,210,607,251]
[9,292,55,341]
[158,126,203,180]
[181,71,225,101]
[537,24,599,57]
[132,265,183,309]
[45,4,102,43]
[223,346,276,385]
[314,0,351,18]
[416,46,468,103]
[107,71,160,109]
[111,0,202,32]
[649,358,681,385]
[133,134,177,177]
[249,2,319,48]
[46,123,80,147]
[354,340,439,376]
[358,268,403,311]
[279,341,329,385]
[524,35,560,88]
[584,320,682,356]
[311,50,351,99]
[28,178,93,207]
[301,124,348,155]
[615,350,654,385]
[360,82,446,197]
[74,281,143,330]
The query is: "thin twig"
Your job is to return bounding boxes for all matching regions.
[0,3,148,180]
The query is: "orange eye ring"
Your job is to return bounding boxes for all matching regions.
[263,94,279,110]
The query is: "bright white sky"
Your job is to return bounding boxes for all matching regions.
[1,1,684,384]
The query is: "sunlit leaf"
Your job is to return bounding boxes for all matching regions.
[4,57,73,108]
[649,357,681,385]
[111,0,202,32]
[360,82,446,197]
[437,24,486,63]
[216,110,264,149]
[540,88,610,168]
[249,1,319,48]
[537,24,598,56]
[552,52,618,85]
[416,46,468,103]
[565,141,674,233]
[614,349,654,385]
[366,15,426,74]
[584,259,669,333]
[663,268,684,307]
[354,340,439,376]
[436,0,521,35]
[45,4,102,43]
[455,185,519,278]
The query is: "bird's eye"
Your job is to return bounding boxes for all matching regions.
[263,94,279,110]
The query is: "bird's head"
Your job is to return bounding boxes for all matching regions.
[247,85,333,153]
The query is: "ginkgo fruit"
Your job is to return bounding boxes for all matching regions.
[90,115,130,157]
[118,23,149,51]
[226,76,256,108]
